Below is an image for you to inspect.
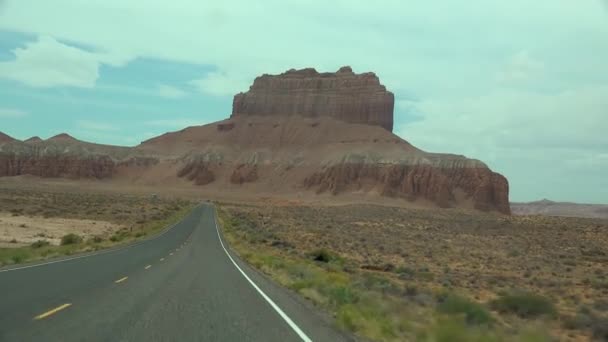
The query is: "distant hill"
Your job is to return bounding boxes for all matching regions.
[511,199,608,219]
[0,131,17,144]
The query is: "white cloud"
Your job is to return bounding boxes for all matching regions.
[76,120,118,131]
[189,71,249,97]
[398,86,608,155]
[0,108,27,118]
[0,35,130,88]
[145,119,211,128]
[1,1,605,97]
[397,85,608,202]
[157,84,187,99]
[496,50,544,84]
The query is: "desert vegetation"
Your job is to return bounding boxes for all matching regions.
[218,204,608,341]
[0,187,194,267]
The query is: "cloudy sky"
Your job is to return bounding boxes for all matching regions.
[0,1,607,203]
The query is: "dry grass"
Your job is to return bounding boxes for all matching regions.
[219,203,608,341]
[0,187,195,266]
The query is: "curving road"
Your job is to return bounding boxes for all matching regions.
[0,204,348,342]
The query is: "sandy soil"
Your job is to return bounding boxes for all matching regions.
[222,204,608,341]
[0,213,121,247]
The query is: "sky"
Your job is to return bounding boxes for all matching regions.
[0,1,607,204]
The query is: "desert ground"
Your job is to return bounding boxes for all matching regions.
[219,203,608,341]
[0,213,121,247]
[0,179,194,266]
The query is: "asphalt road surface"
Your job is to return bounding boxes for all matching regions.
[0,204,349,342]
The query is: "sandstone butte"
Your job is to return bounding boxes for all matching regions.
[0,67,510,214]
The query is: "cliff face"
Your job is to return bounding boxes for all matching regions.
[304,162,510,214]
[0,138,154,179]
[0,154,115,179]
[232,66,394,132]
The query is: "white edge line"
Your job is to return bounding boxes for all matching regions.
[0,205,199,274]
[213,209,313,342]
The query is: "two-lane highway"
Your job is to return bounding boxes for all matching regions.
[0,204,348,341]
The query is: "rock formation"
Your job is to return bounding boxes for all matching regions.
[232,66,394,132]
[0,154,115,179]
[230,164,258,184]
[0,135,150,179]
[24,136,43,143]
[0,66,511,214]
[177,160,215,185]
[0,132,16,144]
[302,155,510,214]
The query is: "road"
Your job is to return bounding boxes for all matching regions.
[0,204,349,342]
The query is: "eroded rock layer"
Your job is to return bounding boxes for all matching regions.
[304,163,510,214]
[0,138,156,179]
[232,66,394,131]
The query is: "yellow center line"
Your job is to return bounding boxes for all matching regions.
[34,303,72,320]
[144,265,151,270]
[115,276,128,284]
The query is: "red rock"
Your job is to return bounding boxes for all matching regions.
[47,133,78,142]
[0,132,17,144]
[232,66,394,132]
[217,123,235,131]
[24,136,43,143]
[0,137,138,179]
[0,154,115,179]
[230,164,258,184]
[304,159,511,214]
[117,157,159,168]
[177,160,215,185]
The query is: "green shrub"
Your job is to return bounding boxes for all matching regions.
[10,250,31,264]
[310,249,332,263]
[592,317,608,340]
[60,233,83,245]
[420,317,499,342]
[491,292,555,318]
[328,285,359,306]
[109,234,122,242]
[30,240,50,249]
[396,266,416,277]
[437,294,494,325]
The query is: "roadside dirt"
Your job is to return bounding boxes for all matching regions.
[0,213,121,247]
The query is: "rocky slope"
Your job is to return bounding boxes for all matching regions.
[0,134,155,179]
[24,136,43,143]
[232,66,394,132]
[0,67,510,213]
[0,132,16,144]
